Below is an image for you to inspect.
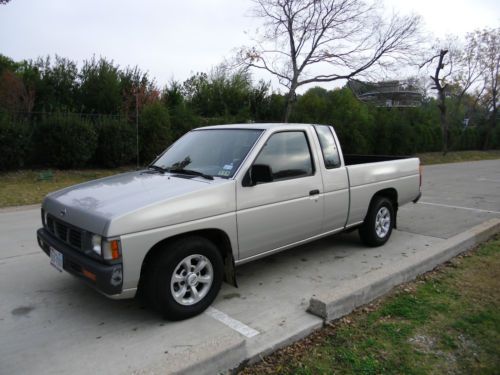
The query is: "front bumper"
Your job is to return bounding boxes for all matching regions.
[37,228,123,296]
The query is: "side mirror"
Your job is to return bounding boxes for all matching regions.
[243,164,273,186]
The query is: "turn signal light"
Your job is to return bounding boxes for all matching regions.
[101,238,122,261]
[82,269,96,282]
[110,240,120,260]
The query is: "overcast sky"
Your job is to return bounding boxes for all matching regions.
[1,0,499,92]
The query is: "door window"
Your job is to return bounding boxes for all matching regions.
[254,131,314,181]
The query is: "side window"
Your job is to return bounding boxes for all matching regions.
[254,131,313,181]
[314,126,341,168]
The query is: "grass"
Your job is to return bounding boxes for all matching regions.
[417,150,500,165]
[0,168,131,208]
[0,150,499,208]
[238,235,500,375]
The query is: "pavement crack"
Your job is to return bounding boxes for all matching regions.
[0,251,42,263]
[395,230,447,240]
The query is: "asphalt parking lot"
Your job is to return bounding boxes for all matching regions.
[1,159,499,374]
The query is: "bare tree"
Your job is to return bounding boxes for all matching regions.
[419,36,478,155]
[472,28,500,149]
[421,49,451,155]
[453,35,482,105]
[238,0,421,121]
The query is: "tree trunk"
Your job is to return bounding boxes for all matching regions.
[429,49,449,156]
[440,109,448,155]
[283,86,297,123]
[438,98,448,156]
[483,89,497,149]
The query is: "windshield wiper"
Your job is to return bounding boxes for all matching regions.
[147,165,168,173]
[167,168,214,180]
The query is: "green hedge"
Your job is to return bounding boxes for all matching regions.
[0,113,31,170]
[0,94,492,171]
[32,113,98,168]
[94,117,136,167]
[139,103,171,164]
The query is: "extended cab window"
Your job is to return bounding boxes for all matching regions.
[254,131,313,181]
[314,125,341,168]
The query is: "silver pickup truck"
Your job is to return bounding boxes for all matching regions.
[37,123,422,320]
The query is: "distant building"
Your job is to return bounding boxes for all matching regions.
[348,79,423,107]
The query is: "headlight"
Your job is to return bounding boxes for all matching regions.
[91,234,121,261]
[91,234,102,256]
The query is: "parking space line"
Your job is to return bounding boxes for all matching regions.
[478,178,500,183]
[419,201,500,215]
[205,307,260,338]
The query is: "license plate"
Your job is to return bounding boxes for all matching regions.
[50,247,63,272]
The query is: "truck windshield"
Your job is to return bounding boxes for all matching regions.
[151,129,263,179]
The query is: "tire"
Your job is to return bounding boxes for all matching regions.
[145,236,223,320]
[359,196,394,247]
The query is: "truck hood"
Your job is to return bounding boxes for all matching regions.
[43,171,236,236]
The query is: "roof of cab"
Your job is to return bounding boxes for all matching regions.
[195,123,318,131]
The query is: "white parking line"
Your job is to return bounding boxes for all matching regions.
[478,178,500,183]
[419,201,500,215]
[205,307,260,338]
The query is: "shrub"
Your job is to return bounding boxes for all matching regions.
[453,127,480,150]
[335,122,371,154]
[391,122,416,155]
[139,102,171,164]
[32,113,97,168]
[169,103,198,140]
[0,113,31,170]
[94,116,136,167]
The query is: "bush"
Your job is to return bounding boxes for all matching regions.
[453,127,480,150]
[32,113,97,168]
[335,122,371,154]
[0,113,31,170]
[169,103,198,140]
[139,103,171,163]
[94,116,136,167]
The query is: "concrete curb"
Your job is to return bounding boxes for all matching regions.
[171,336,246,375]
[133,335,246,375]
[308,218,500,321]
[246,316,323,365]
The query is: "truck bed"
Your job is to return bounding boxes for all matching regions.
[342,154,421,225]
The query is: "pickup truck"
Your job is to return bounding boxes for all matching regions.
[37,123,422,320]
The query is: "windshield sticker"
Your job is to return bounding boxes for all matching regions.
[217,169,231,177]
[223,164,233,170]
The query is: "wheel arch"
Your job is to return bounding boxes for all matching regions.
[369,188,399,228]
[138,229,237,291]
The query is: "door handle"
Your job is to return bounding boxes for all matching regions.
[309,189,320,196]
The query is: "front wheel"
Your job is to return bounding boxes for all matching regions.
[145,236,223,320]
[359,197,394,247]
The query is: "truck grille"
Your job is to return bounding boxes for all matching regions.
[46,215,84,251]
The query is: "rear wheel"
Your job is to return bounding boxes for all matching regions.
[145,236,223,320]
[359,196,394,247]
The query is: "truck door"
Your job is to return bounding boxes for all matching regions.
[313,125,350,232]
[236,129,324,260]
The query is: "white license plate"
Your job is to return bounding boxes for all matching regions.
[50,247,63,272]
